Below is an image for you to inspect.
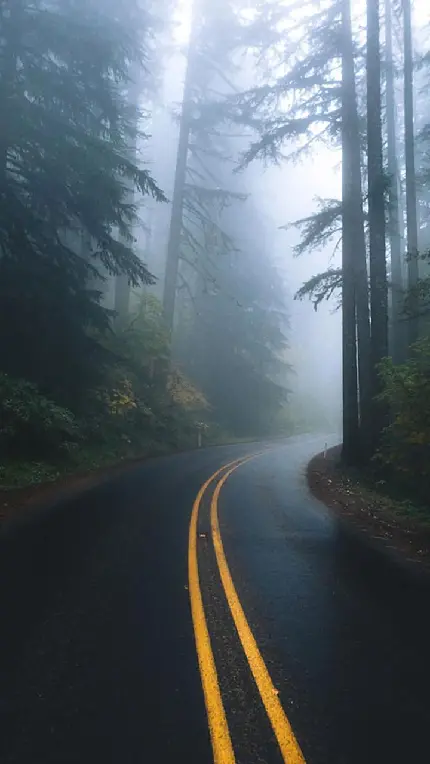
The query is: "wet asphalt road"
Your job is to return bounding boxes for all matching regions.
[0,434,429,763]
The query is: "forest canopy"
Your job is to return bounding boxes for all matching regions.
[0,0,299,486]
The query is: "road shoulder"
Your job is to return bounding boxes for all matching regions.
[0,454,158,531]
[308,445,430,579]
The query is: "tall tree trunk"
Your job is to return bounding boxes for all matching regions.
[114,73,140,325]
[341,0,361,463]
[341,221,360,464]
[403,0,419,348]
[385,0,405,363]
[367,0,389,450]
[341,0,371,462]
[162,3,198,335]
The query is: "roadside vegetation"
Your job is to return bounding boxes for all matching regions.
[0,1,198,489]
[0,0,316,493]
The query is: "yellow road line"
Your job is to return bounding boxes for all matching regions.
[210,460,306,764]
[188,456,249,764]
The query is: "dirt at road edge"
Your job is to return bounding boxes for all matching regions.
[308,446,430,575]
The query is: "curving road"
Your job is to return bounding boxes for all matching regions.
[0,435,429,763]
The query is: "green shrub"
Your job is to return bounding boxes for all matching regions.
[377,337,430,485]
[91,296,210,451]
[0,293,213,482]
[0,373,80,461]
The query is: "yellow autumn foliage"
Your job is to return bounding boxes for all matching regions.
[107,378,137,415]
[167,368,209,411]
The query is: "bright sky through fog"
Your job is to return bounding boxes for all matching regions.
[174,0,192,44]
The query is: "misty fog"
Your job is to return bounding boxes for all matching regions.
[136,7,344,435]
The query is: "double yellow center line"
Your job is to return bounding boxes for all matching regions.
[188,454,306,763]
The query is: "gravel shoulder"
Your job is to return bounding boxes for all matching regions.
[308,445,430,575]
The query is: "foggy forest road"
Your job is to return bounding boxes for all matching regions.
[0,434,429,764]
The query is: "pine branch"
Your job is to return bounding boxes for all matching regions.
[294,268,343,310]
[282,197,343,256]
